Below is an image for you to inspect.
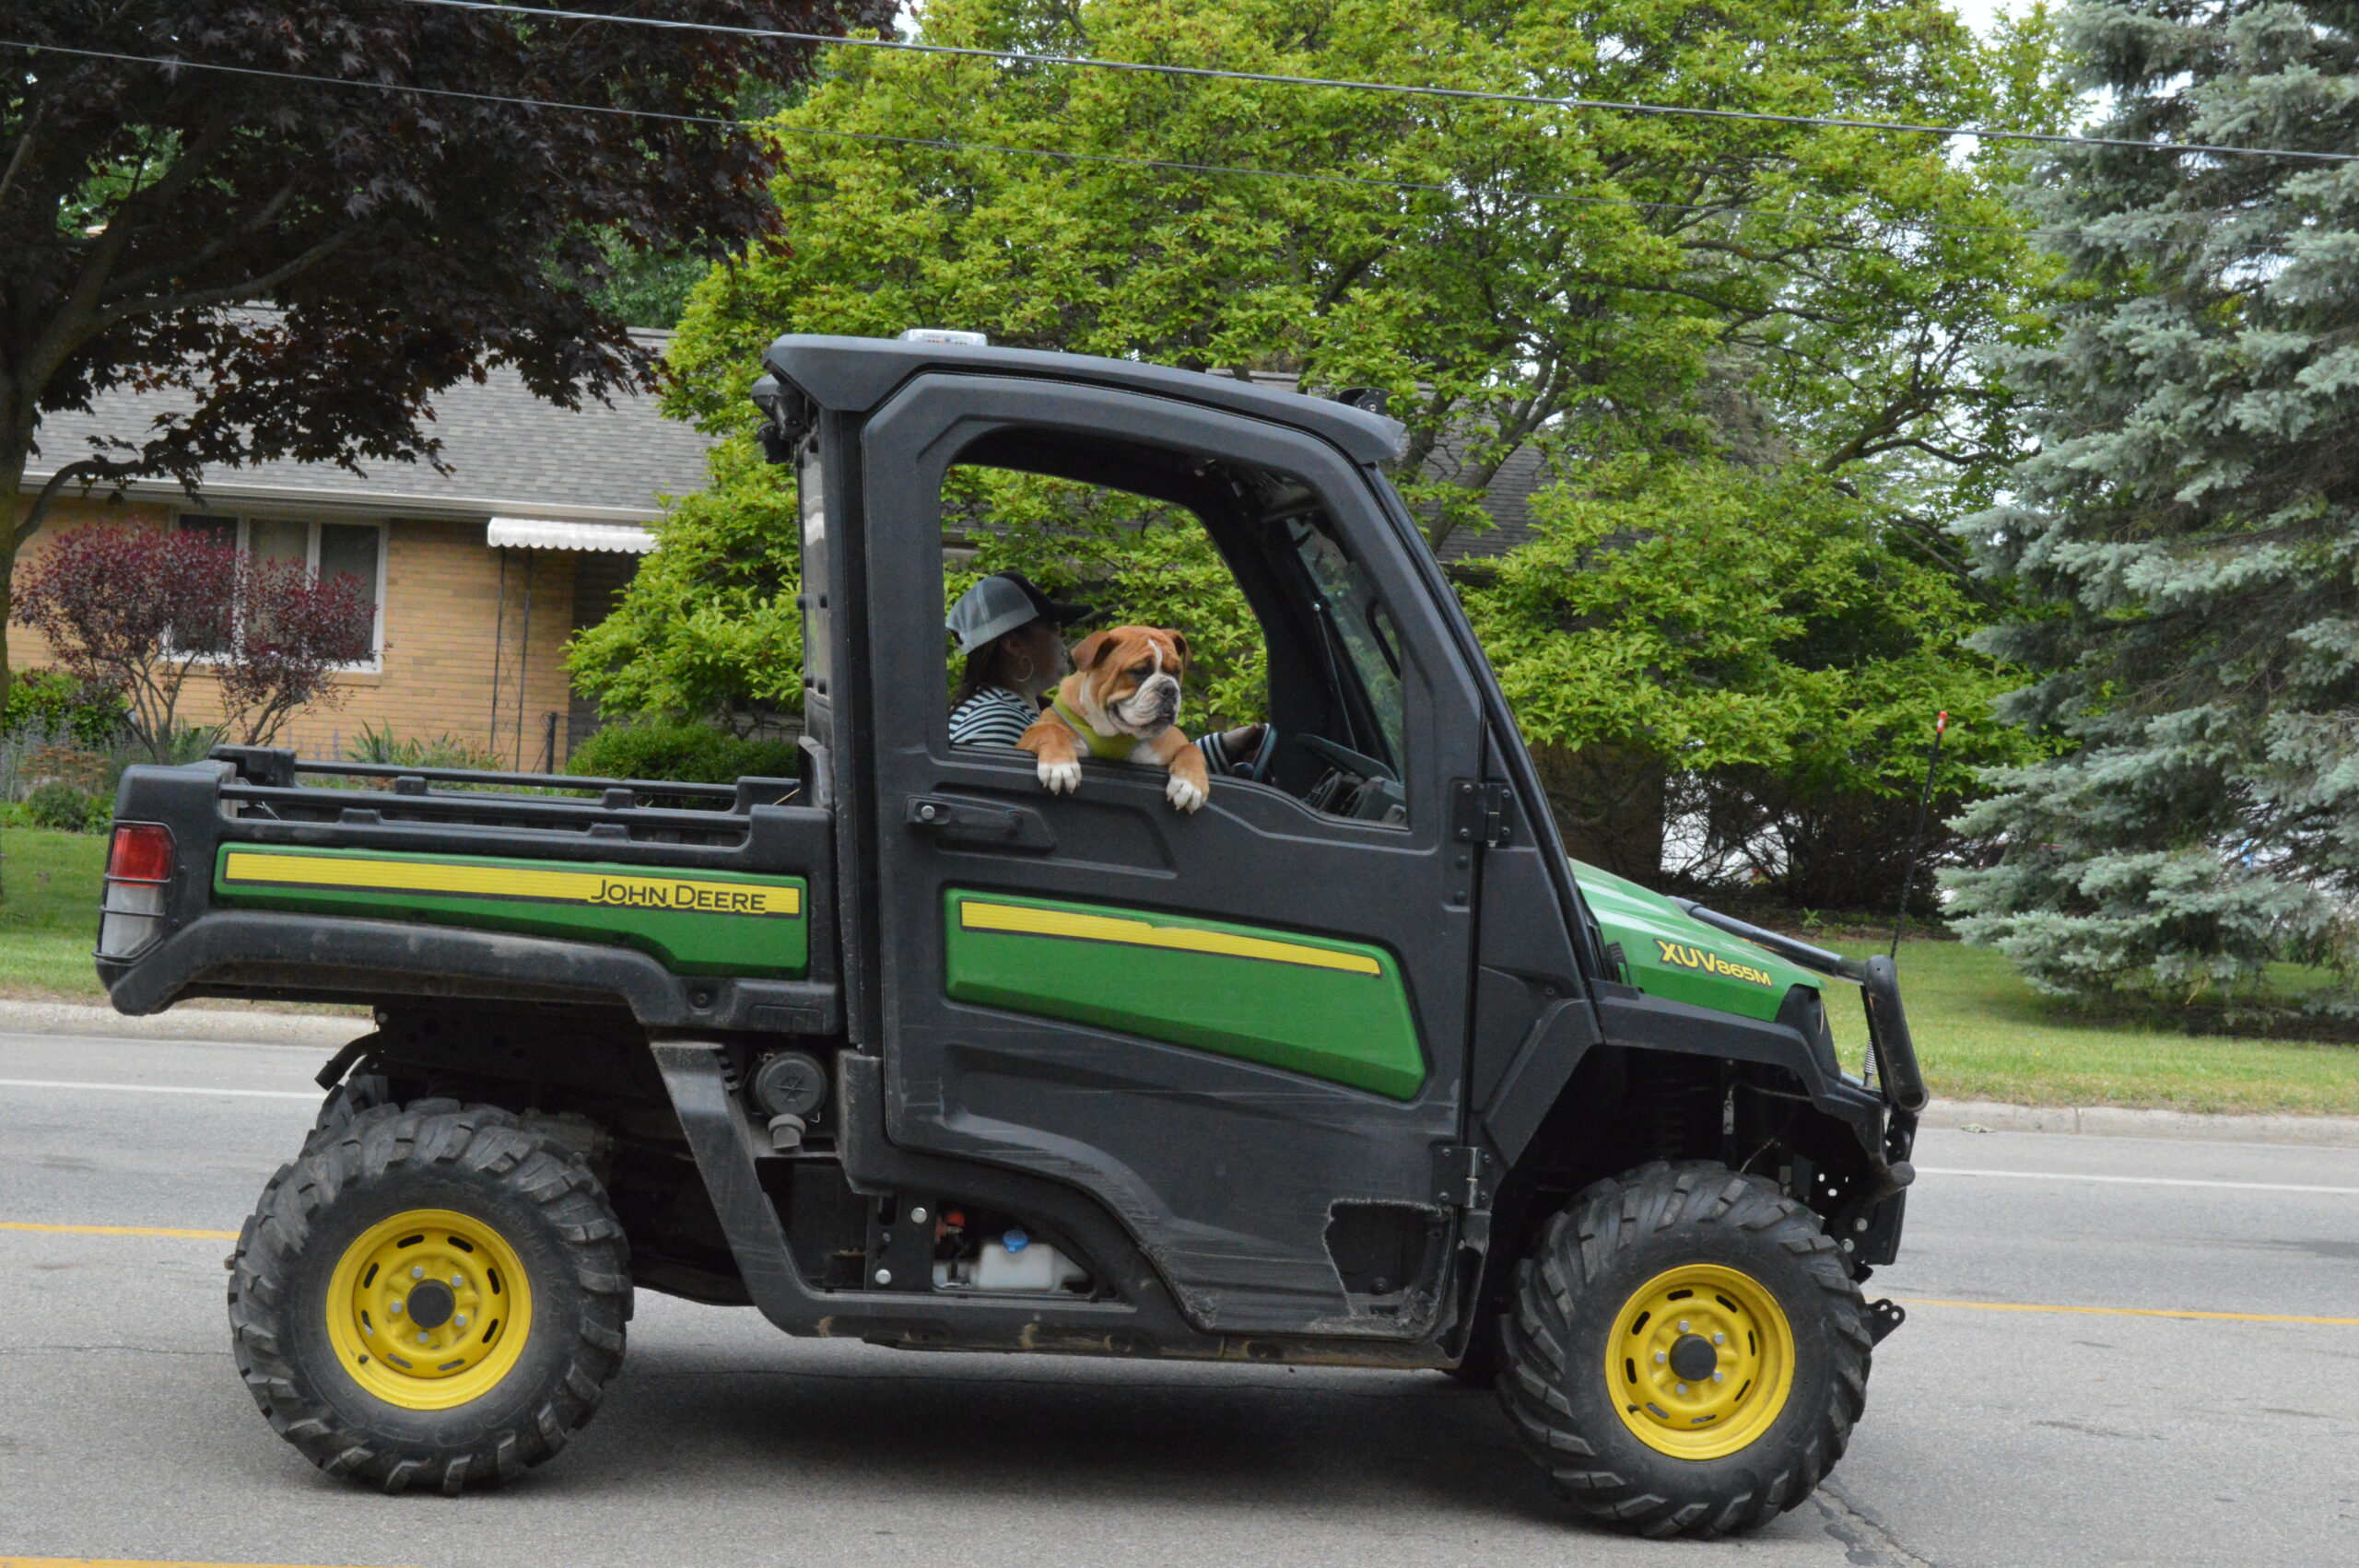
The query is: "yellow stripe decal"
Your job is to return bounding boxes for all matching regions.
[1896,1296,2359,1327]
[0,1222,240,1240]
[221,851,800,919]
[959,900,1382,976]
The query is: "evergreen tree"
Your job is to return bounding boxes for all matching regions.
[1950,0,2359,1009]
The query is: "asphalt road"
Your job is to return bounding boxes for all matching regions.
[2,1027,2354,1568]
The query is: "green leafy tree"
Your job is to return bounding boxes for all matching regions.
[1949,0,2359,1011]
[569,437,804,730]
[1465,457,2031,889]
[599,0,2060,902]
[668,0,2059,545]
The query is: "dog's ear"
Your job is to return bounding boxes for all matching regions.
[1069,629,1118,672]
[1164,630,1190,673]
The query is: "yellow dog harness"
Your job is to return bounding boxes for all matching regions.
[1050,692,1144,762]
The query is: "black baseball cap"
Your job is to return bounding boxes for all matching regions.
[1001,571,1093,628]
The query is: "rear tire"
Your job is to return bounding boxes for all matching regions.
[1496,1160,1870,1538]
[228,1099,631,1492]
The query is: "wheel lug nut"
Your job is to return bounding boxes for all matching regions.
[1713,1332,1725,1345]
[417,1332,430,1345]
[389,1299,404,1315]
[1654,1352,1666,1364]
[1678,1319,1689,1332]
[454,1313,469,1329]
[1713,1372,1725,1383]
[451,1274,464,1288]
[1676,1383,1689,1395]
[411,1266,424,1280]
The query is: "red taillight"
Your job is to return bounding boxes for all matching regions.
[107,823,174,883]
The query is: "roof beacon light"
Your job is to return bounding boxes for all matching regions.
[899,328,990,346]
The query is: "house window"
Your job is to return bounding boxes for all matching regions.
[174,516,386,665]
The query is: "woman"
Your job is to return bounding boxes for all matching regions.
[946,572,1087,746]
[946,572,1273,775]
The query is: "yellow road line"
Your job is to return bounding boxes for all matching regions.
[1897,1296,2359,1327]
[2,1559,406,1567]
[0,1222,239,1241]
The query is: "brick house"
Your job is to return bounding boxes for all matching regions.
[10,330,709,767]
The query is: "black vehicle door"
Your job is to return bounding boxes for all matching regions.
[853,374,1487,1335]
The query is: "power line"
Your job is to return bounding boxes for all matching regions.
[3,38,2043,240]
[388,0,2359,167]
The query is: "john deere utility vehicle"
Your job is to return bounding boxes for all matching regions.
[100,333,1922,1537]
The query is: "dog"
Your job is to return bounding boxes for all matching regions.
[1018,626,1210,813]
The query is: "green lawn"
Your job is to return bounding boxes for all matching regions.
[0,825,107,998]
[2,825,2353,1113]
[1825,938,2359,1117]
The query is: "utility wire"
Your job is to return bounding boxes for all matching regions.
[3,39,2048,240]
[389,0,2359,166]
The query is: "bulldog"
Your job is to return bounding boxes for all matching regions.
[1018,625,1210,813]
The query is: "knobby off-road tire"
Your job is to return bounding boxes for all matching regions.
[309,1062,392,1143]
[1496,1160,1871,1539]
[228,1099,632,1492]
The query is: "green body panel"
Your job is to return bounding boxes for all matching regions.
[213,845,808,977]
[1568,859,1842,1021]
[940,889,1426,1099]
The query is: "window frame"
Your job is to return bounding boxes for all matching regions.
[170,513,389,671]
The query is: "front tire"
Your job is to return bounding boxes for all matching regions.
[228,1099,631,1492]
[1496,1160,1871,1538]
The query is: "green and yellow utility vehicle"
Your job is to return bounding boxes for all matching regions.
[100,333,1922,1536]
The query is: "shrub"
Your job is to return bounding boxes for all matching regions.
[568,720,800,785]
[25,779,104,832]
[346,722,505,772]
[1,668,127,749]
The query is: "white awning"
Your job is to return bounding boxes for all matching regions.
[486,516,657,553]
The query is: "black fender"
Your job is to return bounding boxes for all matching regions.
[100,910,839,1036]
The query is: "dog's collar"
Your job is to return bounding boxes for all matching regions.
[1050,691,1143,762]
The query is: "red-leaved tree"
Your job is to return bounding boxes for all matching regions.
[12,525,373,759]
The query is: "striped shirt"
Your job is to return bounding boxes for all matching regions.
[948,686,1040,748]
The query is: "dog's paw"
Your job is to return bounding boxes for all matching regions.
[1165,772,1206,813]
[1038,758,1083,795]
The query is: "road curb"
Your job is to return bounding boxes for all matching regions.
[1922,1097,2359,1148]
[0,998,368,1048]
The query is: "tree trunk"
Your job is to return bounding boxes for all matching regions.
[1,390,33,719]
[0,399,28,917]
[1531,742,1666,884]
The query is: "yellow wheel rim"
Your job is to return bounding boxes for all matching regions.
[324,1208,534,1411]
[1606,1262,1794,1460]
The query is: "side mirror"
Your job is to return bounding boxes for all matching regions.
[750,372,816,464]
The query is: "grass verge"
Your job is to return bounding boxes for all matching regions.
[1827,939,2359,1117]
[0,826,106,999]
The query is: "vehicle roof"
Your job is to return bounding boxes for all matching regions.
[761,334,1408,466]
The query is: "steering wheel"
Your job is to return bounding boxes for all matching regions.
[1229,723,1281,783]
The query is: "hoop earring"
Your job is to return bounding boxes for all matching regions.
[1009,653,1035,685]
